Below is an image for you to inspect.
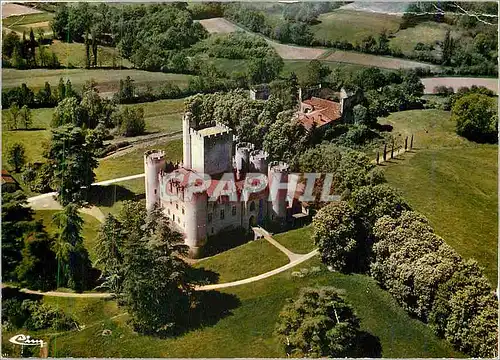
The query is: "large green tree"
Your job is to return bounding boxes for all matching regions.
[1,191,37,280]
[312,201,359,272]
[121,206,190,336]
[7,143,26,173]
[452,93,497,143]
[44,125,99,205]
[276,287,362,357]
[53,203,93,291]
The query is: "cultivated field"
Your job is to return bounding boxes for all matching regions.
[2,3,42,18]
[380,109,498,283]
[312,10,402,44]
[323,50,438,70]
[198,17,242,34]
[267,40,326,60]
[421,77,498,94]
[339,1,409,15]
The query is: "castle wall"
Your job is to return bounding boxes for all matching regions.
[190,129,233,175]
[144,150,165,211]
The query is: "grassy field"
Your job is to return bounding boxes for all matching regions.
[2,12,53,27]
[194,238,289,283]
[389,21,459,56]
[312,10,402,44]
[2,68,193,94]
[273,226,315,254]
[1,99,184,170]
[124,98,184,134]
[47,42,133,69]
[34,210,101,262]
[40,256,462,358]
[380,109,498,283]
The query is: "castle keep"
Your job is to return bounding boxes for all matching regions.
[144,113,300,258]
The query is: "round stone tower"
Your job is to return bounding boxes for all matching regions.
[184,188,208,258]
[268,161,289,221]
[144,150,166,211]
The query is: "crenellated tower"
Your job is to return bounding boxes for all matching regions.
[144,150,166,211]
[267,161,289,221]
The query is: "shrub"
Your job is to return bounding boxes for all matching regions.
[275,287,361,357]
[452,93,497,143]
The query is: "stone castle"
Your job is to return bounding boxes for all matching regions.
[144,113,303,258]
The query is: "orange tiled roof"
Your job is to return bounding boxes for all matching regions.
[298,97,342,130]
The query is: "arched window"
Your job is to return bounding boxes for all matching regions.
[249,201,256,212]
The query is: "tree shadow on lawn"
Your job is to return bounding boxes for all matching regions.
[86,184,144,208]
[185,290,241,330]
[187,266,220,285]
[351,330,383,358]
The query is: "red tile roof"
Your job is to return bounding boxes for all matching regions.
[298,97,342,130]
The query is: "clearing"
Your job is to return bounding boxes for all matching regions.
[380,109,498,284]
[312,10,402,44]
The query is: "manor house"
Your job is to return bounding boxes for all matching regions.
[144,113,307,258]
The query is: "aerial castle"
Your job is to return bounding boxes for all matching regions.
[144,113,294,258]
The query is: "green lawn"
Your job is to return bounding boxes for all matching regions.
[380,109,498,284]
[273,226,315,254]
[34,210,101,262]
[41,257,462,358]
[2,68,193,94]
[312,10,402,44]
[95,139,182,181]
[194,238,289,283]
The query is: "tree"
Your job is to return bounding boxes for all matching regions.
[275,287,362,357]
[16,228,58,291]
[349,184,410,234]
[7,143,26,172]
[121,206,191,335]
[312,201,360,272]
[304,59,331,86]
[429,259,497,357]
[452,93,497,143]
[115,107,146,137]
[3,31,20,58]
[57,77,66,101]
[247,54,283,84]
[19,105,32,129]
[2,191,37,280]
[53,203,92,291]
[95,214,125,294]
[334,150,385,195]
[51,97,87,128]
[442,30,454,66]
[44,125,99,205]
[5,104,21,130]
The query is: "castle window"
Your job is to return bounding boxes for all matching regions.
[220,209,225,220]
[232,206,237,216]
[208,213,212,223]
[249,201,256,212]
[176,204,179,210]
[173,214,175,221]
[168,209,171,215]
[154,189,157,194]
[182,207,185,215]
[178,218,180,224]
[211,227,214,234]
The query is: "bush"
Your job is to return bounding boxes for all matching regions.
[113,107,146,137]
[452,93,497,143]
[275,287,362,357]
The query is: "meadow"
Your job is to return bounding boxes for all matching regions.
[38,256,462,358]
[312,10,402,44]
[380,109,498,283]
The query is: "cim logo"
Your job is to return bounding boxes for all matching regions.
[9,334,44,347]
